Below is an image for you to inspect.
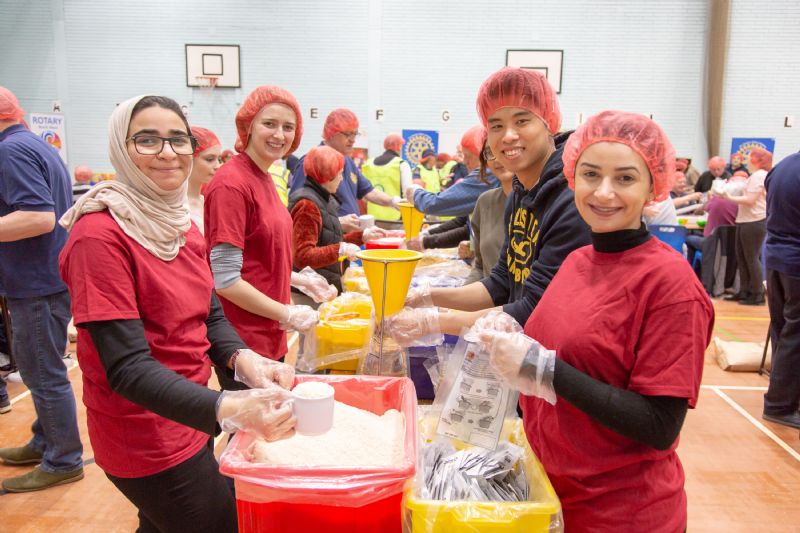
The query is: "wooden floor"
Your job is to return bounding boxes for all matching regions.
[0,300,798,532]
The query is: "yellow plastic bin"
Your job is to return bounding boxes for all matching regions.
[405,419,562,532]
[307,295,374,372]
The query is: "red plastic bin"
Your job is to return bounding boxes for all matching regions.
[219,375,418,533]
[365,236,405,250]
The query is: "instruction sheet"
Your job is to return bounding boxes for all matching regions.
[436,342,510,449]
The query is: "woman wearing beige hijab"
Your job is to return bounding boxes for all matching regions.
[59,95,296,531]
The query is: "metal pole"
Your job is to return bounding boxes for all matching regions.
[378,261,388,374]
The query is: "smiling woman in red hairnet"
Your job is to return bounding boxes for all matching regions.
[203,86,322,388]
[185,126,221,234]
[473,110,714,532]
[386,67,590,342]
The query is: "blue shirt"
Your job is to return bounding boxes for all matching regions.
[765,152,800,275]
[289,146,374,217]
[0,124,71,298]
[413,168,499,217]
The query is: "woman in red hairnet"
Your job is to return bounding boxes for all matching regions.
[289,146,383,298]
[187,126,221,234]
[204,86,319,391]
[475,111,714,532]
[387,68,590,341]
[721,146,772,305]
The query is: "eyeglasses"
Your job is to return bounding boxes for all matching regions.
[338,131,359,140]
[482,146,496,161]
[126,134,198,156]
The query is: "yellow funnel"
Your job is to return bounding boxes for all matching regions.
[356,249,423,319]
[397,201,425,239]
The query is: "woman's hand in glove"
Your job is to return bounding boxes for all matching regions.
[362,226,386,242]
[216,388,295,441]
[279,305,319,332]
[339,242,361,261]
[291,268,337,303]
[233,349,295,390]
[479,330,557,405]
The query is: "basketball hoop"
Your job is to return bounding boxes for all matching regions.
[195,75,219,89]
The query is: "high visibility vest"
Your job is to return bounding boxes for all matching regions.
[416,164,441,193]
[269,163,291,207]
[361,157,402,221]
[439,160,458,186]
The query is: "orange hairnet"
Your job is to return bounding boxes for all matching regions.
[323,108,359,141]
[476,67,561,134]
[0,86,24,122]
[436,153,451,163]
[562,111,677,202]
[235,86,303,155]
[303,145,345,184]
[383,133,405,152]
[191,126,221,156]
[74,165,93,183]
[460,125,487,157]
[748,147,773,171]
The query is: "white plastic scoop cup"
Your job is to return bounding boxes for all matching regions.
[291,382,335,436]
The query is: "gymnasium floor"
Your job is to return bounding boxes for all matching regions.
[0,299,797,532]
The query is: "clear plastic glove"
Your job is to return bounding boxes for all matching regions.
[406,236,424,252]
[362,226,386,242]
[280,304,319,332]
[339,242,361,261]
[466,310,522,342]
[405,282,433,307]
[404,185,422,204]
[479,331,557,405]
[384,306,441,347]
[233,349,295,390]
[339,214,360,232]
[457,240,474,260]
[391,196,403,208]
[216,388,295,441]
[291,267,337,303]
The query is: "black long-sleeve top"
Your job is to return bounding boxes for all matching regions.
[86,292,247,436]
[422,215,470,249]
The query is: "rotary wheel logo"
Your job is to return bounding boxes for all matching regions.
[41,131,62,150]
[405,133,435,164]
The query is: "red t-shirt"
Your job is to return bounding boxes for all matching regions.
[521,238,713,532]
[204,153,292,359]
[59,212,213,478]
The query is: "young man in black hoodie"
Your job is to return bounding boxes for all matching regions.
[386,67,591,341]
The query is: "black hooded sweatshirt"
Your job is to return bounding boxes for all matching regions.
[481,131,592,325]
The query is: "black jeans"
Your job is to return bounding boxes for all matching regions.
[107,440,237,533]
[734,220,766,298]
[764,269,800,416]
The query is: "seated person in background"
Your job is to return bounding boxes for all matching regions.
[72,165,93,204]
[676,157,701,189]
[726,152,749,176]
[670,171,704,211]
[694,155,731,193]
[412,149,441,192]
[685,174,740,266]
[405,125,498,218]
[289,146,383,296]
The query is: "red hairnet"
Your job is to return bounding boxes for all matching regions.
[323,108,359,141]
[303,145,345,184]
[476,67,561,134]
[562,110,677,202]
[191,126,221,156]
[460,125,487,157]
[436,153,451,163]
[384,133,405,152]
[748,147,773,171]
[235,86,303,155]
[74,165,93,183]
[708,156,726,167]
[0,86,25,122]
